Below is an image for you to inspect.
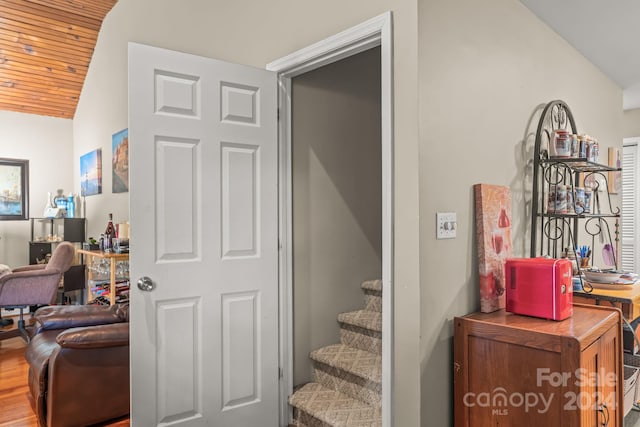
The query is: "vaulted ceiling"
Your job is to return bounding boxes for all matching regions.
[0,0,117,119]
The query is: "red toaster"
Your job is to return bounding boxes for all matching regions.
[505,257,573,321]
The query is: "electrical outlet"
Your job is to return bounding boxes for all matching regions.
[436,212,457,239]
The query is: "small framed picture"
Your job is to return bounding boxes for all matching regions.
[80,149,102,197]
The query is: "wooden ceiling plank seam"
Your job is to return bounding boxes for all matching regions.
[0,69,82,90]
[0,29,93,63]
[0,4,100,39]
[25,0,116,19]
[3,0,103,32]
[0,44,91,72]
[0,79,82,96]
[25,0,116,21]
[0,21,96,49]
[2,84,81,98]
[19,0,104,28]
[0,36,93,63]
[0,20,99,50]
[0,0,117,118]
[0,77,80,95]
[0,61,87,85]
[0,41,93,69]
[0,104,74,118]
[0,94,80,109]
[0,98,79,110]
[0,27,96,57]
[0,49,89,77]
[0,97,77,111]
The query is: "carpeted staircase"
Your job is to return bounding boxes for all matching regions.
[289,279,382,427]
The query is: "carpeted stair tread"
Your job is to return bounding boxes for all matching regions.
[361,280,382,293]
[337,309,381,332]
[289,383,382,427]
[311,344,381,384]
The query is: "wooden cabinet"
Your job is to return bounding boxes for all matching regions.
[454,305,623,426]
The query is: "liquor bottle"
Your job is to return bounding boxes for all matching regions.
[104,213,115,252]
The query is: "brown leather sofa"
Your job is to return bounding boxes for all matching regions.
[25,304,130,427]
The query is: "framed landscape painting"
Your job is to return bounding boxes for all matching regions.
[0,158,29,220]
[112,128,129,193]
[80,149,102,197]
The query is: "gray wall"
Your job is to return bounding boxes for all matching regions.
[418,0,622,424]
[624,108,640,137]
[292,47,382,385]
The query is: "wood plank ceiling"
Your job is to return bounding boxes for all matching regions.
[0,0,117,118]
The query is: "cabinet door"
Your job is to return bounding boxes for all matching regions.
[580,340,599,426]
[580,326,620,427]
[598,326,620,426]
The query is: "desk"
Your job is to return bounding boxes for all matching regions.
[574,282,640,321]
[77,249,129,306]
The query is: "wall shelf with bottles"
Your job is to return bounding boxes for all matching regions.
[530,100,621,291]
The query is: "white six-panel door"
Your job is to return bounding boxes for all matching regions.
[128,42,278,426]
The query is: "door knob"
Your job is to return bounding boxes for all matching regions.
[137,276,156,292]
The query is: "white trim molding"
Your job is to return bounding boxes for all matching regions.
[268,11,394,427]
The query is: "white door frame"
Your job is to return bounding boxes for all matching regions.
[266,11,394,427]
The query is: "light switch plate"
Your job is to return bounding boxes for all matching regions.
[436,212,457,239]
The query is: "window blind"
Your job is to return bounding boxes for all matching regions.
[621,141,639,272]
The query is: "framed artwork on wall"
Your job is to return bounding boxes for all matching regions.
[80,149,102,197]
[112,128,129,193]
[0,157,29,220]
[474,184,513,313]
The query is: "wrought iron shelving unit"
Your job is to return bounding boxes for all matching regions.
[530,100,621,291]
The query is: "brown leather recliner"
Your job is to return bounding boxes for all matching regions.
[25,304,130,427]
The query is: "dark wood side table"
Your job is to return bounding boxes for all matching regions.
[454,305,623,426]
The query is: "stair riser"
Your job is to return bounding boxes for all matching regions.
[364,294,382,312]
[340,327,382,355]
[314,365,381,408]
[294,411,331,427]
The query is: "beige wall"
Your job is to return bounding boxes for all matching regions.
[292,47,382,386]
[74,0,626,424]
[624,108,640,137]
[0,110,74,268]
[76,1,420,424]
[418,0,622,425]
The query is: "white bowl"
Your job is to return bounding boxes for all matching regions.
[583,269,626,284]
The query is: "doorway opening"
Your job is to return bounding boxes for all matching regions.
[289,46,382,424]
[267,11,393,427]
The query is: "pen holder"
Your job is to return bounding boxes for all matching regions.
[580,257,590,269]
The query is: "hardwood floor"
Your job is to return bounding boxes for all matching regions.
[0,321,129,427]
